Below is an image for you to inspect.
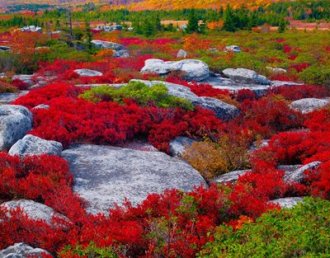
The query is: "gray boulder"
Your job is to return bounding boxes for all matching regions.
[213,170,251,184]
[193,97,239,121]
[169,136,196,156]
[0,91,29,104]
[266,66,287,74]
[283,161,321,183]
[91,39,125,51]
[222,68,271,85]
[12,74,34,87]
[9,134,63,157]
[32,104,50,110]
[224,45,241,53]
[0,243,51,258]
[62,144,207,214]
[130,80,239,121]
[0,46,11,51]
[177,49,188,58]
[74,69,103,77]
[113,49,130,58]
[0,105,32,150]
[269,197,304,209]
[290,98,330,114]
[141,59,210,81]
[1,199,68,225]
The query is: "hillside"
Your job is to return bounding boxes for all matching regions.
[0,0,284,10]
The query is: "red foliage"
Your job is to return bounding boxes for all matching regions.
[14,83,223,152]
[290,63,310,73]
[269,85,330,101]
[239,95,304,138]
[0,153,85,221]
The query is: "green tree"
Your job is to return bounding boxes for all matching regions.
[223,5,237,32]
[187,9,199,33]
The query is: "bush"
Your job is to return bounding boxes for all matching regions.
[80,81,194,110]
[182,135,250,180]
[199,198,330,258]
[299,65,330,87]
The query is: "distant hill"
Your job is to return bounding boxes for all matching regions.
[0,0,284,11]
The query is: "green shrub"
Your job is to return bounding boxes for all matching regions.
[299,65,330,87]
[80,81,194,110]
[199,197,330,258]
[61,242,118,258]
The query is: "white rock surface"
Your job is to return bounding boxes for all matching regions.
[0,105,32,150]
[62,144,207,214]
[213,170,251,184]
[266,66,287,74]
[91,39,125,51]
[1,199,68,225]
[283,161,321,183]
[224,45,241,53]
[177,49,188,58]
[269,197,304,209]
[290,98,330,114]
[12,74,34,87]
[222,68,271,85]
[9,134,63,157]
[169,136,196,156]
[141,59,210,81]
[74,69,103,77]
[0,243,51,258]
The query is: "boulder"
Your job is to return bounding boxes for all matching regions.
[12,74,34,87]
[1,199,68,225]
[74,69,103,77]
[113,49,130,58]
[224,45,241,53]
[269,197,304,209]
[9,134,63,157]
[0,46,10,51]
[130,80,239,121]
[266,66,287,74]
[213,170,251,184]
[222,68,271,85]
[169,136,196,156]
[141,59,210,81]
[62,144,207,214]
[193,97,240,121]
[20,25,42,32]
[0,105,32,150]
[91,39,125,51]
[0,243,51,258]
[290,98,330,114]
[283,161,321,183]
[177,49,188,58]
[0,91,29,104]
[32,104,50,110]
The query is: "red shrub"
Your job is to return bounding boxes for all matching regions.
[269,85,330,101]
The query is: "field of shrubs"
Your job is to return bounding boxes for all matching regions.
[0,1,330,257]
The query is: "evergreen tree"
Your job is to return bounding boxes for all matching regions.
[278,19,286,33]
[187,9,199,33]
[223,5,236,32]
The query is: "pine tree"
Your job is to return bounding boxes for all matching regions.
[187,9,199,33]
[278,19,286,33]
[223,5,236,32]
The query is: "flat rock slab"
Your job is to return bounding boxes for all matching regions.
[0,243,52,258]
[269,197,304,209]
[9,134,63,157]
[290,98,330,114]
[62,144,207,214]
[1,199,68,225]
[213,169,251,184]
[0,105,32,150]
